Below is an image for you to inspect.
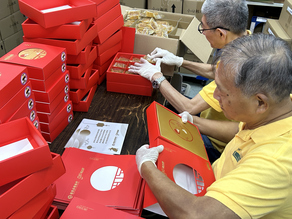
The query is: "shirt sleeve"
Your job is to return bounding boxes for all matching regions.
[199,81,222,112]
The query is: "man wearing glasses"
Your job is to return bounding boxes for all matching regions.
[128,0,250,163]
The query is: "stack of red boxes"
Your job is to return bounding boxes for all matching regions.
[0,117,65,218]
[19,0,100,112]
[92,0,124,84]
[0,42,72,143]
[0,62,40,129]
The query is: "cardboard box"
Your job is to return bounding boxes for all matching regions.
[94,42,122,66]
[72,84,97,112]
[249,16,267,33]
[69,65,92,89]
[69,69,99,103]
[279,0,292,37]
[23,23,98,55]
[147,0,183,14]
[40,100,73,133]
[18,0,97,28]
[0,63,28,109]
[2,29,24,54]
[183,0,204,21]
[96,0,120,18]
[122,6,212,65]
[36,91,69,114]
[98,70,106,85]
[0,0,20,20]
[0,10,26,40]
[0,117,53,187]
[0,152,65,219]
[67,43,93,65]
[263,19,292,47]
[67,46,97,79]
[0,82,32,123]
[120,26,135,53]
[95,29,122,55]
[41,113,73,143]
[0,40,5,57]
[93,56,114,76]
[106,52,153,96]
[93,14,124,44]
[120,0,146,9]
[45,205,59,219]
[0,42,67,80]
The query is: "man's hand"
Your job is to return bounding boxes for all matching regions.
[136,144,164,175]
[150,47,183,67]
[179,111,194,124]
[128,58,162,81]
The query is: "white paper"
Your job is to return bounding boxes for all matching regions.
[41,5,72,13]
[64,119,128,155]
[0,138,33,161]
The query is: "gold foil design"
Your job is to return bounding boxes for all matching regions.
[18,48,47,60]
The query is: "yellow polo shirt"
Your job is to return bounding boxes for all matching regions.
[205,116,292,218]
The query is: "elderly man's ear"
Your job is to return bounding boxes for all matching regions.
[255,94,269,114]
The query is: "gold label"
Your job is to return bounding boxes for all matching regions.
[18,48,47,60]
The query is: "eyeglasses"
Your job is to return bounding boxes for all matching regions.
[198,22,230,34]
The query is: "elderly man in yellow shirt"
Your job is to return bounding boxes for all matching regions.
[128,0,250,163]
[136,33,292,219]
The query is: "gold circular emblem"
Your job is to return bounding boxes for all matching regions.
[18,48,47,60]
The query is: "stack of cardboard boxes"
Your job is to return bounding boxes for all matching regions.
[263,0,292,48]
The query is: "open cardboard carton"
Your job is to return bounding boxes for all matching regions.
[121,6,213,66]
[145,102,215,216]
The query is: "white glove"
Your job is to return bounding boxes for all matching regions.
[150,47,183,67]
[128,58,162,81]
[179,111,194,124]
[136,144,164,175]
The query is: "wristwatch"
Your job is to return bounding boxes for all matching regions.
[152,76,166,89]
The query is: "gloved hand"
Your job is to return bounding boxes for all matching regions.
[150,47,183,67]
[128,58,162,81]
[136,144,164,175]
[179,111,194,124]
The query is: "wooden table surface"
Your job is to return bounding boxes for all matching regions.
[49,80,165,156]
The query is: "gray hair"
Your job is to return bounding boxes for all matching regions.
[219,33,292,103]
[201,0,248,35]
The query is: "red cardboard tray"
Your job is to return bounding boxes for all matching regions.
[72,84,97,112]
[69,65,92,89]
[66,43,92,64]
[94,42,121,66]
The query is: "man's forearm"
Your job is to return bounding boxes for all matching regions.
[181,60,215,80]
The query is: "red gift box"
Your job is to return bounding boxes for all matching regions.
[60,197,143,219]
[69,65,92,90]
[67,46,97,79]
[0,82,33,124]
[33,71,69,103]
[93,56,114,76]
[22,17,93,40]
[94,42,121,66]
[45,205,59,219]
[9,184,56,219]
[106,52,153,96]
[40,100,73,133]
[18,0,97,28]
[98,70,106,85]
[0,117,53,187]
[23,23,98,55]
[93,3,121,33]
[0,152,65,219]
[36,91,69,114]
[95,0,119,19]
[0,63,29,110]
[66,43,92,65]
[95,29,122,56]
[93,14,124,44]
[0,42,66,80]
[72,84,97,112]
[69,69,99,103]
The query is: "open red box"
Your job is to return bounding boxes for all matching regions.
[22,17,92,40]
[98,70,106,85]
[37,99,72,124]
[0,117,53,187]
[41,113,73,143]
[45,205,59,219]
[70,65,92,90]
[23,23,98,55]
[106,52,153,96]
[40,100,73,133]
[67,43,92,65]
[95,29,122,56]
[0,42,66,80]
[0,82,33,124]
[33,70,69,103]
[73,84,97,112]
[93,56,114,76]
[93,14,124,45]
[95,0,119,19]
[69,69,99,103]
[18,0,97,28]
[67,46,97,79]
[0,152,65,219]
[94,42,121,66]
[9,184,56,219]
[0,63,29,110]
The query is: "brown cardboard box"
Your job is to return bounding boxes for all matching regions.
[0,41,5,57]
[147,0,183,14]
[120,0,146,9]
[183,0,204,21]
[279,0,292,37]
[263,19,292,48]
[0,10,26,40]
[3,29,23,53]
[0,0,20,20]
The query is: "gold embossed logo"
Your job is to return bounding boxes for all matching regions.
[18,48,47,60]
[169,119,193,142]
